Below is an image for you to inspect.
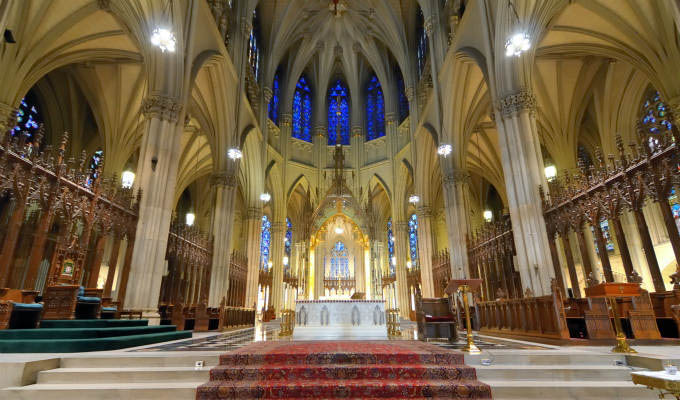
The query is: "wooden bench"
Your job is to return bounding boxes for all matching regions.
[415,289,457,341]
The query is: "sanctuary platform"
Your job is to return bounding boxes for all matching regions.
[293,299,388,340]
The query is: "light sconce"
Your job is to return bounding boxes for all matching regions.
[391,256,397,266]
[283,256,289,266]
[121,170,135,189]
[150,27,177,53]
[483,210,493,223]
[406,260,412,269]
[409,195,420,205]
[544,165,557,181]
[505,32,531,57]
[260,192,271,202]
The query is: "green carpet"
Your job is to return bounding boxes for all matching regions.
[39,319,149,328]
[0,330,192,353]
[0,319,192,352]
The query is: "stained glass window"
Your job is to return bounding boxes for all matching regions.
[248,9,261,80]
[408,214,419,268]
[397,72,409,123]
[260,215,271,272]
[86,149,104,186]
[327,79,350,146]
[387,219,395,275]
[13,93,41,139]
[292,75,312,142]
[641,90,675,152]
[591,220,615,254]
[366,75,385,141]
[268,71,280,125]
[329,241,350,279]
[416,7,428,80]
[284,217,292,274]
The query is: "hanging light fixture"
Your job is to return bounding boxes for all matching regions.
[437,143,453,157]
[483,210,493,222]
[185,212,196,226]
[504,1,531,57]
[150,27,176,53]
[227,148,242,160]
[283,256,289,266]
[121,170,135,188]
[260,192,271,202]
[409,195,420,205]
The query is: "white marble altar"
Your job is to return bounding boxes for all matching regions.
[293,300,387,340]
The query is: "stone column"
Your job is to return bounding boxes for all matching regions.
[125,94,183,316]
[244,207,262,309]
[208,171,238,306]
[495,89,553,295]
[270,221,285,317]
[441,168,470,279]
[0,101,14,134]
[394,221,410,319]
[416,206,435,297]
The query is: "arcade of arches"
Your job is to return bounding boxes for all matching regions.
[2,0,680,388]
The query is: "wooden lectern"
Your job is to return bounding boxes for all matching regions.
[446,279,483,354]
[585,282,641,353]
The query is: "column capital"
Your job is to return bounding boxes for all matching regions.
[405,86,415,102]
[246,206,262,220]
[280,113,292,127]
[270,221,285,233]
[443,168,470,186]
[315,124,327,138]
[210,171,237,188]
[385,112,398,126]
[394,221,409,232]
[351,125,363,137]
[142,93,182,123]
[416,205,433,218]
[240,17,252,35]
[424,16,436,37]
[498,88,536,118]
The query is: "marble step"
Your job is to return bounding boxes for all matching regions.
[486,380,657,400]
[2,382,201,400]
[475,364,632,381]
[37,367,210,384]
[466,352,626,366]
[60,354,219,368]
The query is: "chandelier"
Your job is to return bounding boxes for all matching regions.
[150,27,176,53]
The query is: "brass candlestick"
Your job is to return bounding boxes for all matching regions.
[459,284,480,354]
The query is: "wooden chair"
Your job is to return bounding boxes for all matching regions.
[415,288,457,341]
[0,289,42,329]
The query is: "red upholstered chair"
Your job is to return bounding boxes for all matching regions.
[415,288,457,341]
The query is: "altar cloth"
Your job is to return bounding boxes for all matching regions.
[293,299,388,340]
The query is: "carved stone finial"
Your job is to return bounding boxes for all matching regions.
[263,87,273,104]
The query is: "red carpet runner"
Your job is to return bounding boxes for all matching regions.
[196,341,492,399]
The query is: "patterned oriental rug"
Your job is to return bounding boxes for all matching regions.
[196,340,492,399]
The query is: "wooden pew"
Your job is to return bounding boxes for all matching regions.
[0,289,41,329]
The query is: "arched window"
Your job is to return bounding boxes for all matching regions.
[284,217,292,274]
[416,7,429,80]
[366,75,385,141]
[13,93,41,139]
[292,75,312,142]
[408,214,419,268]
[327,79,350,146]
[248,9,261,80]
[260,215,271,271]
[397,71,409,123]
[268,71,280,125]
[387,219,395,275]
[329,241,350,279]
[86,149,104,186]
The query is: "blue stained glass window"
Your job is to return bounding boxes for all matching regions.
[86,149,104,186]
[327,80,350,146]
[366,75,385,141]
[387,219,395,275]
[416,7,428,80]
[591,220,615,254]
[260,215,271,271]
[408,214,419,267]
[13,94,41,139]
[268,71,280,125]
[248,9,261,80]
[397,72,409,123]
[284,217,292,275]
[641,91,674,137]
[292,76,312,142]
[329,241,349,279]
